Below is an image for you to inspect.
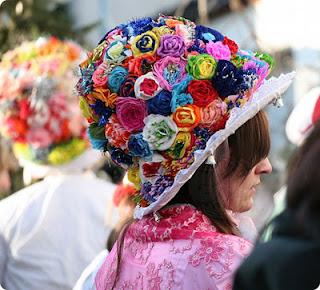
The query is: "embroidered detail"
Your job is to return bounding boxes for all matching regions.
[146,260,175,290]
[188,236,235,279]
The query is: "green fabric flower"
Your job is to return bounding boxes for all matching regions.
[186,54,217,80]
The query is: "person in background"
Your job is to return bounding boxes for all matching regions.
[76,15,294,289]
[74,182,136,290]
[263,87,320,240]
[233,119,320,290]
[0,37,117,290]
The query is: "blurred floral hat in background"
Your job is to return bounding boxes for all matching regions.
[0,37,88,166]
[76,15,295,218]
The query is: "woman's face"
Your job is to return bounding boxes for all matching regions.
[218,158,272,213]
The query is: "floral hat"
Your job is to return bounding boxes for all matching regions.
[0,37,88,165]
[76,15,295,219]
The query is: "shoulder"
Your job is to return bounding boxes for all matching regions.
[182,233,253,290]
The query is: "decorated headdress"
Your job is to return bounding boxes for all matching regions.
[76,16,295,219]
[286,87,320,145]
[0,37,88,165]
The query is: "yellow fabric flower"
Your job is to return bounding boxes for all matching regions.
[127,167,141,190]
[13,143,32,161]
[131,31,159,57]
[166,132,192,159]
[152,26,174,38]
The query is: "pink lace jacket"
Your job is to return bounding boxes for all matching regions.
[95,204,253,290]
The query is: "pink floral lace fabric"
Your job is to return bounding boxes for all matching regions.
[95,204,253,290]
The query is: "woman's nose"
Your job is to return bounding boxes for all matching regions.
[255,158,272,175]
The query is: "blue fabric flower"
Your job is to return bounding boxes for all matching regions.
[87,123,108,150]
[194,127,210,150]
[171,75,193,112]
[110,147,133,167]
[147,90,172,116]
[90,100,112,126]
[121,17,154,37]
[141,181,156,203]
[212,60,243,97]
[152,176,174,198]
[195,25,224,43]
[187,39,206,54]
[108,66,128,93]
[128,134,152,158]
[237,68,258,93]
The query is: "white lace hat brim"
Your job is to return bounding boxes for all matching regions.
[134,71,296,219]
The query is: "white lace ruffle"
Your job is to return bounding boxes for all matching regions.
[134,72,296,219]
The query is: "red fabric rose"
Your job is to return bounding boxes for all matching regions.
[209,113,229,133]
[222,37,239,55]
[142,162,162,178]
[140,78,158,96]
[187,80,219,107]
[128,55,158,76]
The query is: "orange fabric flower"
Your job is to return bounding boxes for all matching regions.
[87,87,117,108]
[173,104,201,132]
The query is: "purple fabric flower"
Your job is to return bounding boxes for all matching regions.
[157,35,185,57]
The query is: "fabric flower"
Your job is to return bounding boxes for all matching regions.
[26,128,52,149]
[104,37,129,61]
[165,132,194,160]
[153,56,187,91]
[187,80,219,107]
[92,62,109,87]
[200,99,228,133]
[90,99,112,126]
[171,75,193,112]
[119,74,137,98]
[147,90,172,116]
[128,133,153,158]
[206,41,231,61]
[87,87,117,109]
[142,115,178,150]
[128,54,158,76]
[107,66,128,93]
[131,31,159,57]
[212,60,242,97]
[105,114,131,149]
[116,97,147,132]
[175,24,195,47]
[195,25,224,43]
[186,54,216,80]
[157,35,185,57]
[134,72,162,100]
[152,26,174,38]
[127,167,141,190]
[110,147,133,167]
[222,37,239,55]
[173,104,201,132]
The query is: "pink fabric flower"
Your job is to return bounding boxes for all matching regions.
[153,56,187,91]
[243,60,269,89]
[200,99,227,128]
[92,63,109,87]
[175,24,194,47]
[116,97,147,132]
[26,127,52,148]
[206,41,231,61]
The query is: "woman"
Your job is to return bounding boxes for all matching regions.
[0,38,117,290]
[233,122,320,290]
[76,15,294,289]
